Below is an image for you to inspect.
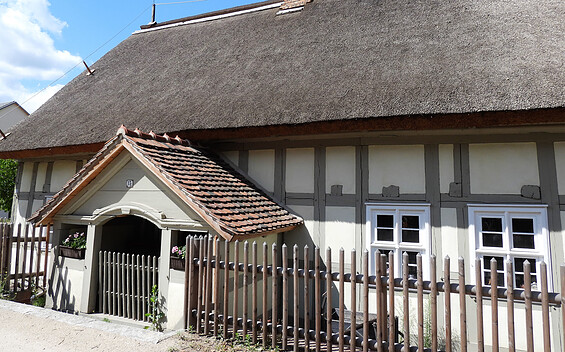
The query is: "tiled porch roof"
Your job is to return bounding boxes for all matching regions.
[30,126,303,240]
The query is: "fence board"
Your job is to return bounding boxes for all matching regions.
[21,224,29,290]
[242,241,249,338]
[475,258,484,352]
[272,243,278,350]
[326,247,333,352]
[293,245,299,352]
[459,257,467,352]
[351,249,357,352]
[28,225,35,289]
[506,260,515,352]
[179,237,564,352]
[402,252,409,351]
[223,239,229,338]
[205,236,213,335]
[491,258,499,352]
[445,256,452,352]
[262,242,268,349]
[282,244,288,351]
[252,241,258,345]
[214,238,221,338]
[43,224,50,288]
[304,246,310,352]
[315,246,321,352]
[233,240,239,337]
[339,248,345,352]
[417,254,423,352]
[34,226,43,287]
[387,252,394,352]
[540,262,550,352]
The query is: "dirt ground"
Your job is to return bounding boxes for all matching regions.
[0,300,265,352]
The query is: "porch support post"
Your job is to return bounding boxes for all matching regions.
[159,228,172,325]
[81,224,103,313]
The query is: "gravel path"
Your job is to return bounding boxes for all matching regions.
[0,299,262,352]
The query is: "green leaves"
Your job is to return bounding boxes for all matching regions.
[0,159,17,214]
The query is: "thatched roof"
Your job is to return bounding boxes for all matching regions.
[2,0,565,154]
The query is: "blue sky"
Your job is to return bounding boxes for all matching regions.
[0,0,257,112]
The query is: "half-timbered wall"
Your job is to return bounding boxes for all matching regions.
[12,157,91,232]
[216,129,565,351]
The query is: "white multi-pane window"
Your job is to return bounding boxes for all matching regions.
[468,205,551,290]
[366,204,431,279]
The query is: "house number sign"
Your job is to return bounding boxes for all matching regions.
[126,179,134,188]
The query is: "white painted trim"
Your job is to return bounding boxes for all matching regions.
[276,6,303,15]
[134,2,283,34]
[468,204,552,290]
[365,203,431,279]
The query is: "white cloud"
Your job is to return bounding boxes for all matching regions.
[0,0,81,112]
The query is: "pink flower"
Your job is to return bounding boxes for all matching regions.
[172,246,178,254]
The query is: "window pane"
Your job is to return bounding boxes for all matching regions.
[402,230,419,243]
[515,258,537,273]
[404,251,418,278]
[483,233,503,247]
[402,215,419,229]
[482,217,502,232]
[512,218,534,234]
[484,256,504,271]
[377,249,393,274]
[377,215,394,228]
[377,229,393,242]
[483,271,504,287]
[513,234,535,249]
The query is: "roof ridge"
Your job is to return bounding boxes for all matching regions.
[117,125,191,147]
[135,0,282,34]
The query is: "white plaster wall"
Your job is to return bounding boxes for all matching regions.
[0,105,27,131]
[222,233,279,319]
[166,269,186,330]
[325,207,356,264]
[469,143,539,194]
[554,142,565,194]
[221,150,239,167]
[326,146,356,194]
[285,205,315,249]
[477,302,553,351]
[47,258,85,313]
[35,162,48,192]
[51,160,78,191]
[368,145,425,194]
[441,208,459,273]
[438,144,454,194]
[72,159,198,222]
[285,148,314,193]
[20,162,33,192]
[248,150,275,192]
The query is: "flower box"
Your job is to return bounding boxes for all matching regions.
[60,246,85,259]
[170,257,185,271]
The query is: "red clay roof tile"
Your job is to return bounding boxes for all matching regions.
[123,127,302,237]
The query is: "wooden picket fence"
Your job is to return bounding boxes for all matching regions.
[98,251,159,321]
[182,235,565,352]
[0,223,49,294]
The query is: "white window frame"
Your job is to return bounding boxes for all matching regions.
[468,204,552,290]
[366,203,431,279]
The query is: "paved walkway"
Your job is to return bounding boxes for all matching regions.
[0,299,180,352]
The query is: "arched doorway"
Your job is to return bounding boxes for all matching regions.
[101,216,161,256]
[96,215,162,319]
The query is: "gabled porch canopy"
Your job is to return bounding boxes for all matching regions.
[29,126,303,241]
